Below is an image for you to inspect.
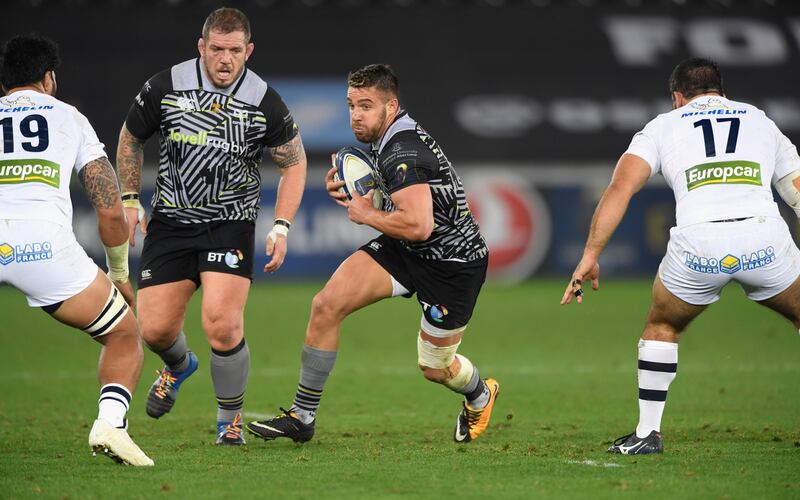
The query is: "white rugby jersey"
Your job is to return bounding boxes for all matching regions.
[625,95,800,227]
[0,90,105,226]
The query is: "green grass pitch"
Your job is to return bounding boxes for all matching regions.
[0,280,798,499]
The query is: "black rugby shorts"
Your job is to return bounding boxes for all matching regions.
[138,213,255,289]
[360,234,488,331]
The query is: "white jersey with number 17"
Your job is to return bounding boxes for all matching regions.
[0,89,106,227]
[625,95,800,227]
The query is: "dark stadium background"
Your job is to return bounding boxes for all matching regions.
[5,0,799,281]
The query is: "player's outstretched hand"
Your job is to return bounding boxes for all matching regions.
[264,230,287,273]
[326,158,348,207]
[561,257,600,305]
[347,189,375,225]
[114,279,137,310]
[124,206,147,247]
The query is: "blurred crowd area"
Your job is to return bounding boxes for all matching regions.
[4,0,798,280]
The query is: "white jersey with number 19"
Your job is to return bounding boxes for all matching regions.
[0,89,106,227]
[625,95,800,227]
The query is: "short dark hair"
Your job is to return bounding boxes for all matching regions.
[0,34,60,90]
[202,7,251,43]
[347,64,399,98]
[669,57,724,99]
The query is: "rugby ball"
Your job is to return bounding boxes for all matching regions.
[333,147,383,209]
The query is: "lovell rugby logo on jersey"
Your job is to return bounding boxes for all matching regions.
[0,159,60,188]
[167,129,249,154]
[685,161,761,191]
[0,241,53,265]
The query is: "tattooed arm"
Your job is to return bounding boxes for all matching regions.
[78,155,136,303]
[78,156,129,247]
[269,133,307,221]
[264,133,307,272]
[116,124,148,245]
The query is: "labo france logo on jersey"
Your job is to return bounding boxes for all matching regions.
[0,159,60,188]
[0,241,53,265]
[685,160,761,191]
[684,246,775,274]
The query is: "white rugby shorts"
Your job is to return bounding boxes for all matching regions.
[658,216,800,305]
[0,220,98,307]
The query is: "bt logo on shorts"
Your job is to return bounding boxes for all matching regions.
[684,246,776,275]
[208,249,244,269]
[420,300,449,323]
[0,241,52,265]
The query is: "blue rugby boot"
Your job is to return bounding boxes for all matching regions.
[145,351,198,418]
[216,413,246,446]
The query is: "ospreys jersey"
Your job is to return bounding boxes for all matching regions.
[371,112,487,262]
[0,90,106,227]
[626,95,800,227]
[125,58,297,224]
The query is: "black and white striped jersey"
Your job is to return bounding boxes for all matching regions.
[371,112,488,262]
[125,58,297,224]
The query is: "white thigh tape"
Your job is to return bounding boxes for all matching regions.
[83,286,128,338]
[420,316,466,338]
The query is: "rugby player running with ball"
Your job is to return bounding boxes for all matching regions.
[248,64,499,444]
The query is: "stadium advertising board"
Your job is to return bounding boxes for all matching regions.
[70,173,688,282]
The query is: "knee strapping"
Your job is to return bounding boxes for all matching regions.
[83,286,128,338]
[417,335,460,369]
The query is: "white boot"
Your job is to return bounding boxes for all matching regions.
[88,419,154,466]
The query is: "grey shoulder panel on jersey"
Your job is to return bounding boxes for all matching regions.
[171,59,267,106]
[375,113,417,155]
[170,59,199,90]
[233,70,268,108]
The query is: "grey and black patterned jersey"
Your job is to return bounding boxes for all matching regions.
[370,112,488,262]
[125,58,297,224]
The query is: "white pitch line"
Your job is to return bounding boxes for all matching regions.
[566,459,624,468]
[242,411,274,420]
[1,363,798,381]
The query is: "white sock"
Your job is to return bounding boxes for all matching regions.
[98,383,131,429]
[636,339,678,439]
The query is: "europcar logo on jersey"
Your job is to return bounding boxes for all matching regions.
[685,161,761,191]
[0,159,60,188]
[684,252,719,274]
[225,249,244,269]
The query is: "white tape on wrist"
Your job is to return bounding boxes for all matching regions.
[122,198,145,223]
[268,223,289,244]
[776,170,800,218]
[104,242,129,283]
